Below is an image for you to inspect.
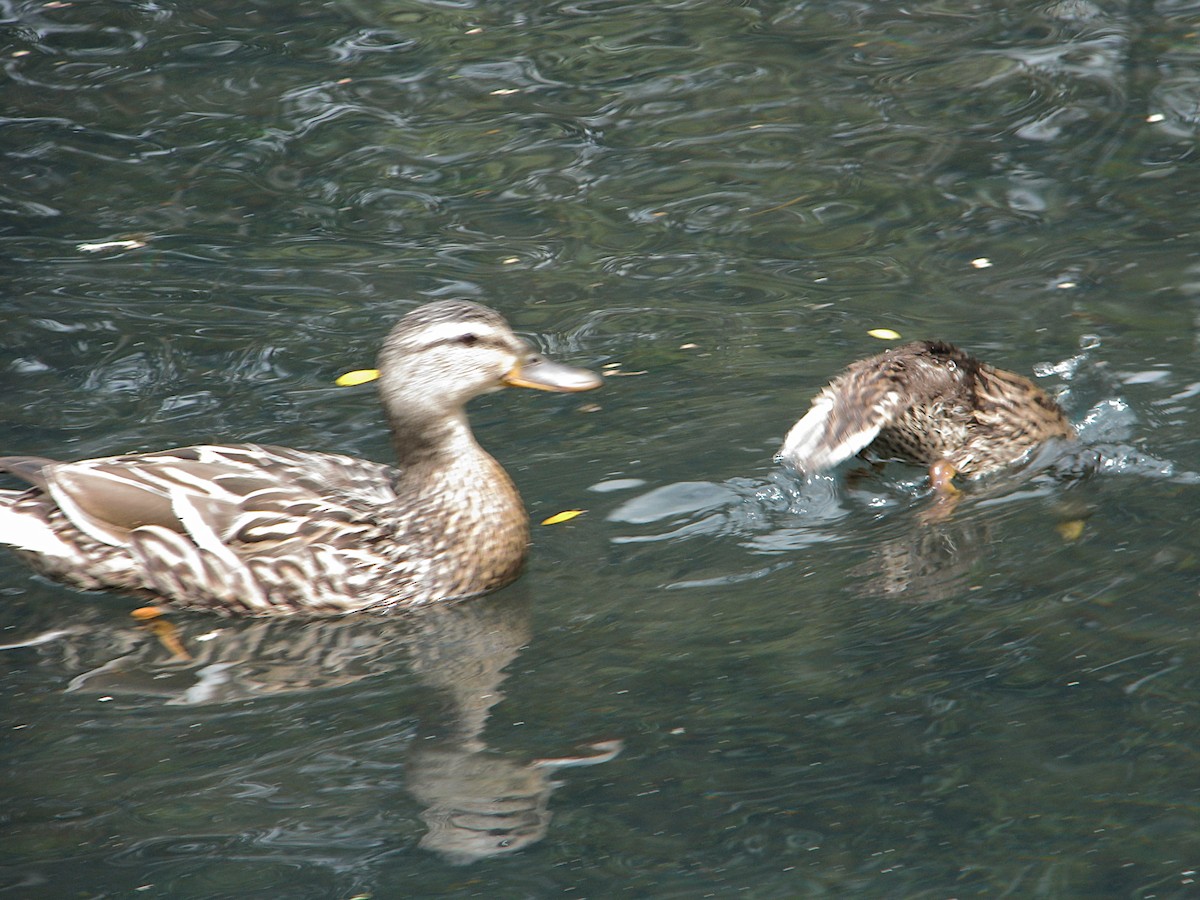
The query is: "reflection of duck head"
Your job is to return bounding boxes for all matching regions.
[410,747,552,863]
[404,597,622,864]
[409,739,622,865]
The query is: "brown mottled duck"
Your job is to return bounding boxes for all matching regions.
[777,340,1074,489]
[0,300,601,615]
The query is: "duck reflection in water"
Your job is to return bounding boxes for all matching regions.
[401,594,620,864]
[847,513,992,603]
[6,592,620,865]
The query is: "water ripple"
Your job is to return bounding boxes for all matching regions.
[5,0,1200,894]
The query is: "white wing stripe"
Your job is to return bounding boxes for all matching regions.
[0,506,73,556]
[168,487,270,609]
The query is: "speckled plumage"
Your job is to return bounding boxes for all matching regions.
[0,301,601,615]
[778,340,1074,479]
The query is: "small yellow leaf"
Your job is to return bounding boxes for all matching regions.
[868,328,902,341]
[336,369,380,387]
[541,509,584,526]
[1056,519,1086,542]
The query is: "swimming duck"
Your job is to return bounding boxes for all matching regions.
[0,301,601,615]
[777,340,1074,487]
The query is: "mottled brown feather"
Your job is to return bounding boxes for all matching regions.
[779,341,1073,478]
[0,301,600,615]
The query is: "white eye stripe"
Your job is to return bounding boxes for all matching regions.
[415,321,504,347]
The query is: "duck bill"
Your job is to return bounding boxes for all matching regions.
[502,355,602,393]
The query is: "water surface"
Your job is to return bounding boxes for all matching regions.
[4,0,1200,896]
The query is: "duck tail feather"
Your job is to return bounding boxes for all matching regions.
[0,456,57,491]
[0,504,73,557]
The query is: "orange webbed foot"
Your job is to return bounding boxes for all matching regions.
[921,459,962,522]
[131,606,192,662]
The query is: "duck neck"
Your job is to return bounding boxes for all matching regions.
[388,405,482,472]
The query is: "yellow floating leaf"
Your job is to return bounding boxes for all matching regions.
[1056,519,1086,542]
[336,368,380,387]
[867,328,902,341]
[541,509,584,526]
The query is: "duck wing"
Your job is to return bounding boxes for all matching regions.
[1,445,396,549]
[0,445,402,612]
[777,342,966,475]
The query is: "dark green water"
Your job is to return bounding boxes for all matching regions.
[4,0,1200,896]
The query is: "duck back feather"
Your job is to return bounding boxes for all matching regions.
[779,341,1073,478]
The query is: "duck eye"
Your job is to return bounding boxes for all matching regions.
[457,333,480,347]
